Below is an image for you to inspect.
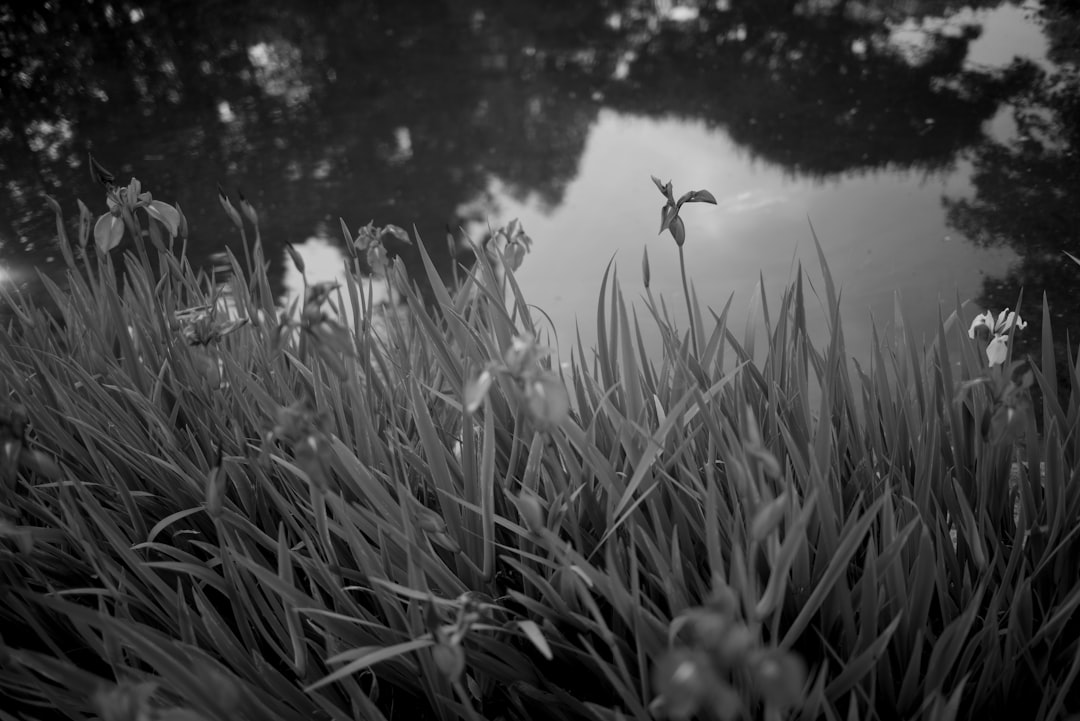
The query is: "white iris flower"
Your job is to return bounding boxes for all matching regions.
[968,309,1027,367]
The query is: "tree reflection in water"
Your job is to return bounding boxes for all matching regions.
[0,0,1072,358]
[944,0,1080,378]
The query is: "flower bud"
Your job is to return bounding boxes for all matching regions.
[526,373,570,427]
[652,649,714,721]
[713,624,756,668]
[417,509,447,535]
[301,302,325,327]
[367,243,388,276]
[191,349,224,389]
[749,648,806,710]
[217,185,244,231]
[431,642,465,683]
[685,610,729,647]
[238,190,259,226]
[93,681,158,721]
[515,491,545,535]
[669,215,686,247]
[505,241,527,271]
[707,577,739,616]
[89,153,116,187]
[504,334,538,375]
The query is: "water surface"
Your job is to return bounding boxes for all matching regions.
[2,0,1076,366]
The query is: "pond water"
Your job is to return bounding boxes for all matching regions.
[2,0,1077,367]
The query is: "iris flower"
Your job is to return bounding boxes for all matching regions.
[968,309,1026,367]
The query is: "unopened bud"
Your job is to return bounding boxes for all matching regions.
[417,510,447,535]
[285,243,305,275]
[670,215,686,247]
[301,302,324,327]
[431,642,465,683]
[713,624,756,668]
[93,681,158,721]
[237,190,259,226]
[217,185,244,230]
[526,373,570,427]
[749,648,806,709]
[515,491,545,535]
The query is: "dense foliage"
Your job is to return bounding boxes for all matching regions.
[1,177,1079,721]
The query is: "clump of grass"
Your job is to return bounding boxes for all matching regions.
[1,171,1079,721]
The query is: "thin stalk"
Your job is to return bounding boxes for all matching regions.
[678,244,699,357]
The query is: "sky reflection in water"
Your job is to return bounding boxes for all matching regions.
[506,3,1045,360]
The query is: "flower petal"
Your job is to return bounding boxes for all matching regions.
[94,213,125,253]
[968,311,994,340]
[986,334,1008,366]
[995,310,1027,333]
[464,370,493,414]
[527,373,570,426]
[145,200,181,237]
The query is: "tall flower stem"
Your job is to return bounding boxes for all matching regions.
[678,244,699,357]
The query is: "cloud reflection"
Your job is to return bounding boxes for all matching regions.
[280,233,393,331]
